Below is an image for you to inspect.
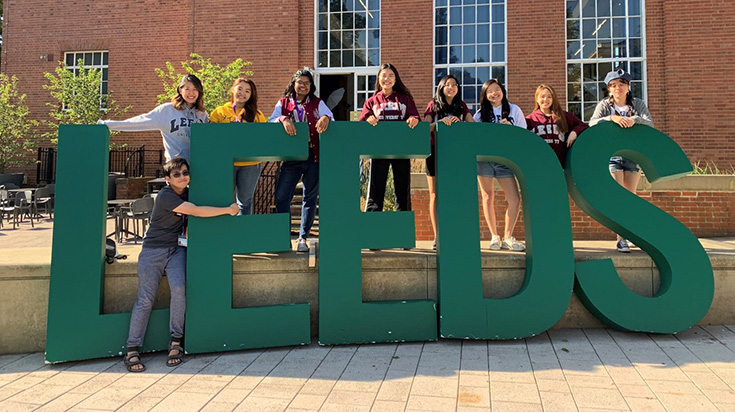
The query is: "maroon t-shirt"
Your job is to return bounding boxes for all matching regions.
[526,109,588,166]
[423,100,471,145]
[359,91,419,122]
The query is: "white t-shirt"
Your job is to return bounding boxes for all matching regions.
[473,104,527,128]
[614,104,632,117]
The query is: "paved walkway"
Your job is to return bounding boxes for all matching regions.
[3,218,735,411]
[2,326,735,411]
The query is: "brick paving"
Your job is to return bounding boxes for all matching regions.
[1,327,735,411]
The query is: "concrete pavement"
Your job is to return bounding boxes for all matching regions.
[2,327,735,411]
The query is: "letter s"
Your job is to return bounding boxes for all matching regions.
[565,122,713,333]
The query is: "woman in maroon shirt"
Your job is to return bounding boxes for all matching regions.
[359,63,420,214]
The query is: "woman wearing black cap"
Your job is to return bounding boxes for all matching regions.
[589,69,654,253]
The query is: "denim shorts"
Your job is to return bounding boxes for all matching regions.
[609,156,640,173]
[477,161,514,178]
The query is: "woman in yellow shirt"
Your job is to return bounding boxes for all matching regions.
[210,77,267,215]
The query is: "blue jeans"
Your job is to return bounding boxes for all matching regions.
[234,163,262,215]
[127,246,186,349]
[275,148,319,239]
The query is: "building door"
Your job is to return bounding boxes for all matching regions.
[319,74,352,121]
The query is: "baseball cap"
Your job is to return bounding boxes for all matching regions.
[604,69,632,85]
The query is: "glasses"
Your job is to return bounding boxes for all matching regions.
[444,82,459,88]
[171,170,190,178]
[295,80,312,86]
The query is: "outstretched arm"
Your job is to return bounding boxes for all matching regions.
[173,202,239,217]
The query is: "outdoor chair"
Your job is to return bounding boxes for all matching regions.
[119,197,154,243]
[0,190,15,229]
[33,186,53,219]
[14,191,36,228]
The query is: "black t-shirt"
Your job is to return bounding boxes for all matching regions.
[143,185,187,248]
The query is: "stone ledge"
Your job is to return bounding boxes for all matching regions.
[0,248,732,354]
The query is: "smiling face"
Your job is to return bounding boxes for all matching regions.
[485,83,504,107]
[178,81,200,107]
[607,79,630,104]
[294,76,311,100]
[165,165,190,193]
[232,82,252,107]
[442,78,459,102]
[536,88,554,114]
[378,68,396,94]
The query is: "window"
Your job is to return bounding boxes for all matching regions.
[65,51,109,109]
[434,0,507,112]
[317,0,380,68]
[356,74,377,109]
[566,0,646,121]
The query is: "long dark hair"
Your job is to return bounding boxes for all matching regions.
[282,69,317,101]
[231,77,259,123]
[607,78,636,115]
[373,63,413,101]
[433,75,465,119]
[172,74,205,112]
[533,84,569,134]
[479,79,510,123]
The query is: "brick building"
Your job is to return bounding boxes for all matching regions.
[2,0,735,182]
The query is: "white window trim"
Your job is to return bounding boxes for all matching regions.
[64,50,109,111]
[432,0,509,111]
[313,0,381,110]
[564,0,648,119]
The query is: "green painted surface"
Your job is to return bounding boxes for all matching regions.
[46,125,170,363]
[566,122,714,333]
[318,122,437,344]
[186,122,311,353]
[435,123,575,339]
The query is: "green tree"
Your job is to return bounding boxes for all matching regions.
[155,53,253,114]
[43,60,129,144]
[0,74,37,173]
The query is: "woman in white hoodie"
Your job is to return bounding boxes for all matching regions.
[98,74,207,162]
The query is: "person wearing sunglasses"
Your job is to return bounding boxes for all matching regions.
[123,157,238,372]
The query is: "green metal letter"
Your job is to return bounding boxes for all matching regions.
[318,122,437,344]
[46,125,170,363]
[186,122,311,353]
[566,122,714,332]
[435,123,575,339]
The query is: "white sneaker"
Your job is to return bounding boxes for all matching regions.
[489,235,502,250]
[296,238,309,252]
[502,236,525,251]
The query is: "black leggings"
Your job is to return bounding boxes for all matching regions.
[365,158,411,211]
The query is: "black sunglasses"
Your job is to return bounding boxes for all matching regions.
[170,170,190,178]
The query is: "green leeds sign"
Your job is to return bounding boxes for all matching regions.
[45,122,714,363]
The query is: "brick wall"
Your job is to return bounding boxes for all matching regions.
[411,187,735,241]
[3,0,735,183]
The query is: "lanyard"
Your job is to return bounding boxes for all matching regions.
[232,103,244,123]
[292,95,306,122]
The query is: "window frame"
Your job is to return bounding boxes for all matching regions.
[565,0,648,121]
[64,50,109,110]
[432,0,508,114]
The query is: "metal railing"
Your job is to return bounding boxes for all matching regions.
[252,161,280,214]
[37,146,165,184]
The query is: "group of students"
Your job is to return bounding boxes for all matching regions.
[99,65,653,372]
